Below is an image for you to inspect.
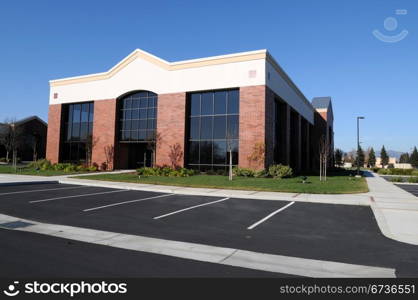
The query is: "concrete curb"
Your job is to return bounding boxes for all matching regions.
[0,213,395,278]
[0,181,58,187]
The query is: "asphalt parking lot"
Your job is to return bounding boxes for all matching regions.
[1,182,418,277]
[395,184,418,197]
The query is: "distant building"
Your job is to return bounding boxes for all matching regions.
[0,116,47,162]
[375,157,397,168]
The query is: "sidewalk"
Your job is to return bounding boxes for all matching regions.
[365,172,418,245]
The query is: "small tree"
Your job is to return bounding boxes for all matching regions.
[85,134,99,166]
[0,119,23,170]
[145,132,162,167]
[399,153,410,164]
[103,145,115,170]
[247,142,265,170]
[334,149,343,167]
[168,143,183,169]
[318,135,331,181]
[225,129,236,181]
[380,145,389,168]
[368,147,376,167]
[410,147,418,168]
[357,145,365,168]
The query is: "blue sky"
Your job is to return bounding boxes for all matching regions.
[0,0,416,153]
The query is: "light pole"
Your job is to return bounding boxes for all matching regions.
[357,116,365,176]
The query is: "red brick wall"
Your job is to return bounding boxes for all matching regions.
[239,85,266,169]
[91,99,117,170]
[155,92,186,167]
[46,104,62,164]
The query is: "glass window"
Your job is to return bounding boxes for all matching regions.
[190,94,200,116]
[189,141,199,164]
[72,104,81,123]
[140,98,147,108]
[213,141,226,164]
[190,117,200,139]
[139,109,147,119]
[132,99,139,109]
[186,89,239,170]
[200,116,213,140]
[200,141,212,164]
[227,115,239,139]
[124,98,132,109]
[214,91,227,115]
[131,109,139,120]
[201,92,213,115]
[139,120,147,129]
[213,116,226,139]
[147,107,155,119]
[227,90,239,114]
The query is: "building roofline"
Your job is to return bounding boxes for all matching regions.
[49,49,268,87]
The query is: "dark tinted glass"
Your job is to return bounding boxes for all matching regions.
[139,109,147,119]
[227,90,239,114]
[227,115,239,138]
[140,98,147,108]
[189,141,199,164]
[140,120,147,129]
[200,141,212,164]
[131,109,139,120]
[201,92,213,115]
[81,103,89,122]
[200,116,213,139]
[72,104,81,123]
[213,116,226,139]
[190,117,200,139]
[190,94,200,116]
[214,91,227,115]
[213,141,226,164]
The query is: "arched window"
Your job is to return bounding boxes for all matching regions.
[118,91,157,142]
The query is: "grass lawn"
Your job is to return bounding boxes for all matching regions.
[0,164,83,176]
[74,173,369,194]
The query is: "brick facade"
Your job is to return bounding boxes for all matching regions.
[155,92,186,167]
[91,99,117,170]
[46,104,62,164]
[239,85,266,169]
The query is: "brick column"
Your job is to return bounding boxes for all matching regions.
[239,85,266,169]
[91,99,117,170]
[156,92,186,167]
[265,87,275,168]
[46,104,62,164]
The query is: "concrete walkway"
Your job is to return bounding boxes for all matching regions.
[365,172,418,245]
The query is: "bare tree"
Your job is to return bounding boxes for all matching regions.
[103,144,115,170]
[247,142,265,170]
[85,134,99,166]
[0,119,23,170]
[226,129,235,181]
[168,143,183,169]
[318,135,331,181]
[145,132,162,167]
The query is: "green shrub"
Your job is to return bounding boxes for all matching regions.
[28,159,52,170]
[233,167,255,177]
[268,164,293,179]
[216,169,227,176]
[137,166,195,177]
[390,176,405,183]
[411,170,418,176]
[408,177,418,183]
[76,165,88,172]
[0,157,6,162]
[377,169,390,175]
[62,165,75,172]
[390,168,413,175]
[371,167,380,172]
[88,165,98,172]
[254,169,268,178]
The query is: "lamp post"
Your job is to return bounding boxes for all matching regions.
[357,116,365,176]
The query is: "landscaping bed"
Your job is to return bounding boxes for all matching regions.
[74,172,368,194]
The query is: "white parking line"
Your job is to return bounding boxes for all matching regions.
[247,201,295,230]
[83,193,175,212]
[153,197,230,220]
[30,189,127,203]
[0,185,89,196]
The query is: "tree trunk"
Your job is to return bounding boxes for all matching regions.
[319,155,322,181]
[6,151,9,163]
[228,150,233,181]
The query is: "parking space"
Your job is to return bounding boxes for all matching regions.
[1,182,418,276]
[395,184,418,197]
